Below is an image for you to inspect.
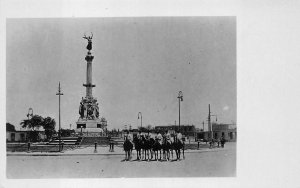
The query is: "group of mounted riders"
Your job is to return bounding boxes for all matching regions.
[123,130,185,162]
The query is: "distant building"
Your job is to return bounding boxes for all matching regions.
[6,131,28,142]
[154,125,196,136]
[196,123,237,141]
[6,130,47,142]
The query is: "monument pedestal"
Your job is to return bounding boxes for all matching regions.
[76,118,107,136]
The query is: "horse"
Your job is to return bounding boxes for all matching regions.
[149,136,156,160]
[123,136,133,161]
[173,137,185,160]
[143,135,152,161]
[152,137,162,161]
[162,136,171,161]
[133,136,142,160]
[140,135,148,161]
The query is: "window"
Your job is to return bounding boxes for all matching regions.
[20,134,25,141]
[11,133,15,141]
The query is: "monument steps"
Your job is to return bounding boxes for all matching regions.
[48,137,82,145]
[80,136,109,146]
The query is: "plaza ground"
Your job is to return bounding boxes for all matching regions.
[6,142,236,178]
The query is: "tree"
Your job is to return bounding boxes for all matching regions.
[43,117,56,140]
[6,123,16,132]
[60,129,74,137]
[20,115,57,142]
[20,115,44,131]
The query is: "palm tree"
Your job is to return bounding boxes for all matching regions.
[20,115,44,142]
[20,115,44,131]
[43,117,56,140]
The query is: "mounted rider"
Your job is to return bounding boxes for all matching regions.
[137,130,142,140]
[175,130,183,144]
[164,130,172,144]
[157,131,163,145]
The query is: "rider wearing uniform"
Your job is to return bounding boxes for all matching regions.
[157,131,163,145]
[128,133,133,144]
[137,131,142,140]
[176,130,183,143]
[165,130,171,144]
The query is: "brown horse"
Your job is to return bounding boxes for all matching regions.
[173,137,185,160]
[123,136,133,161]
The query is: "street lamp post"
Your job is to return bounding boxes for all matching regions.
[208,104,217,139]
[138,112,142,128]
[177,91,183,131]
[56,82,63,152]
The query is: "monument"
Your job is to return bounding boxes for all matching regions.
[76,33,107,136]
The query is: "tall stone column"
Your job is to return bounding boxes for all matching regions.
[84,52,95,98]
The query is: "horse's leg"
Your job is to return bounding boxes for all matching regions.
[159,149,162,160]
[139,149,142,160]
[151,149,153,159]
[130,149,132,160]
[139,150,141,160]
[167,149,169,161]
[182,143,185,159]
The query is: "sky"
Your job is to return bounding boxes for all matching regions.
[6,17,236,131]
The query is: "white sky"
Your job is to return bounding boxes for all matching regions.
[6,17,236,130]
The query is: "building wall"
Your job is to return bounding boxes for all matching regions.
[196,130,237,141]
[6,131,48,142]
[6,131,28,142]
[155,125,196,136]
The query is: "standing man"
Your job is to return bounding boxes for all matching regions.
[221,136,226,148]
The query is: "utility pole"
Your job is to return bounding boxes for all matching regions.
[208,104,217,140]
[202,121,205,131]
[177,91,183,131]
[56,82,63,152]
[208,104,212,139]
